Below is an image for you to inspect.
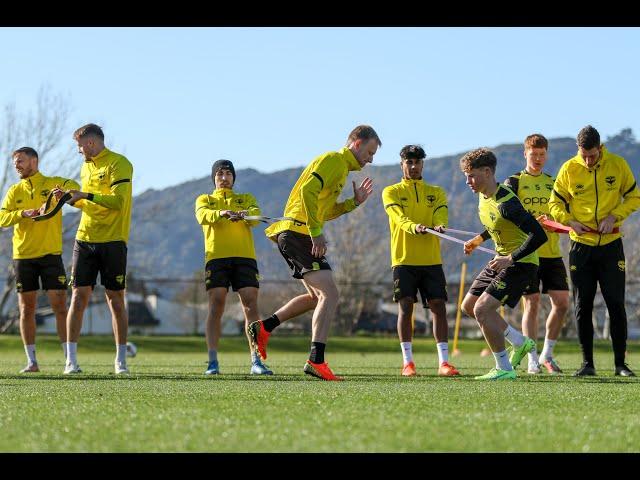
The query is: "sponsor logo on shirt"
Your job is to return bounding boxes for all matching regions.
[523,197,548,205]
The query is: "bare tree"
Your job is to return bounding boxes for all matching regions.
[324,199,388,334]
[0,85,76,331]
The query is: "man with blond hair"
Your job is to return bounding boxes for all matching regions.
[248,125,379,381]
[504,134,569,374]
[55,123,133,375]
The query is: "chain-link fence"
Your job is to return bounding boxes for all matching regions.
[3,273,640,340]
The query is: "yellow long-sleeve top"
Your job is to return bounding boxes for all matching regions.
[265,147,360,240]
[504,170,560,258]
[382,178,448,266]
[549,146,640,247]
[74,148,133,243]
[0,171,80,259]
[478,184,544,265]
[195,188,261,263]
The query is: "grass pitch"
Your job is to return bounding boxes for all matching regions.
[0,335,638,452]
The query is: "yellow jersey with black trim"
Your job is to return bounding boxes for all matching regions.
[382,178,448,267]
[265,147,361,241]
[479,184,539,265]
[0,171,80,259]
[74,148,133,243]
[195,188,261,263]
[549,146,640,247]
[504,170,560,258]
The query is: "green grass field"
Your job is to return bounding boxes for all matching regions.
[0,334,638,452]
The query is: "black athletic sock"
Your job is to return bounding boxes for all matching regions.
[309,342,325,364]
[263,314,280,333]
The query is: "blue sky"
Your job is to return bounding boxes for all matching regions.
[1,27,639,194]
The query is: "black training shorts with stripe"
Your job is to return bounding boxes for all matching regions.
[71,240,127,290]
[276,230,331,279]
[205,257,260,291]
[14,254,67,293]
[522,257,569,295]
[468,262,538,308]
[392,265,448,303]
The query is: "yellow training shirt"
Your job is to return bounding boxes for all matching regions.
[504,170,560,258]
[265,147,360,240]
[549,146,640,247]
[382,178,448,266]
[0,171,80,259]
[74,148,133,243]
[195,188,260,263]
[479,184,539,265]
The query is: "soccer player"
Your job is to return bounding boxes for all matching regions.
[381,145,460,377]
[54,124,133,375]
[549,125,640,377]
[460,148,546,380]
[0,147,80,373]
[195,159,272,376]
[503,134,569,374]
[247,125,379,381]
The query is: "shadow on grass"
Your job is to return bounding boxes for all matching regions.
[567,376,639,384]
[1,370,637,383]
[0,373,332,382]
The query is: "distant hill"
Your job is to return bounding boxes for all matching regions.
[122,129,640,284]
[3,129,638,291]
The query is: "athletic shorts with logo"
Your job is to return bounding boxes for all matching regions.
[469,262,538,308]
[14,254,67,293]
[71,240,127,290]
[392,265,448,303]
[522,257,569,294]
[205,257,259,291]
[276,230,331,279]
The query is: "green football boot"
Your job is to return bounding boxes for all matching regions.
[509,337,536,369]
[474,368,517,380]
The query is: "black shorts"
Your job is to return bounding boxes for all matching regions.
[392,265,448,303]
[205,257,260,291]
[468,262,538,308]
[276,230,332,280]
[14,254,67,293]
[523,257,569,295]
[71,240,127,291]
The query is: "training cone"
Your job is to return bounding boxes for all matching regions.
[452,348,462,357]
[480,348,492,357]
